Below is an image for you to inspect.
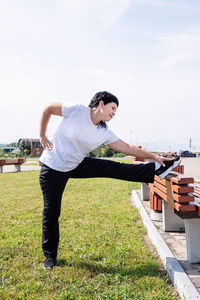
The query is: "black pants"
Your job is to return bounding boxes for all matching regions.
[39,157,155,258]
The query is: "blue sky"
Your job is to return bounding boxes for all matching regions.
[1,0,200,151]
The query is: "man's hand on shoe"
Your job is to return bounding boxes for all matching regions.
[154,155,174,167]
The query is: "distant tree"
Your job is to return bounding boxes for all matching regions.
[87,151,96,157]
[101,146,106,156]
[106,147,114,157]
[19,141,31,156]
[6,142,17,147]
[88,144,105,157]
[0,148,4,157]
[88,144,124,158]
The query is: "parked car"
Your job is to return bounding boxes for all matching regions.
[180,150,196,157]
[196,153,200,157]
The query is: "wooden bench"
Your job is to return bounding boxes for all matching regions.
[0,158,25,173]
[132,159,200,263]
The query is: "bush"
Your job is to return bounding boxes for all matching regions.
[112,152,126,157]
[88,144,126,158]
[0,148,4,158]
[19,141,31,156]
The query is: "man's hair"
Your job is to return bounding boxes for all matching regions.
[88,91,119,128]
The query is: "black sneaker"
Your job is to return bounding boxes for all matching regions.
[155,155,181,180]
[43,257,57,269]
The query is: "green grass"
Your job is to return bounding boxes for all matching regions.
[0,160,178,299]
[24,163,39,166]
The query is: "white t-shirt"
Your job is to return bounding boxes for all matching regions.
[39,103,119,172]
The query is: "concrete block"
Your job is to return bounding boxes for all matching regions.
[162,200,185,232]
[14,164,21,172]
[0,166,3,173]
[141,183,150,201]
[184,219,200,263]
[150,210,162,222]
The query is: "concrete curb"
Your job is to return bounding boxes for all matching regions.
[131,190,200,300]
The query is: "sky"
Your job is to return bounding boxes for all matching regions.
[1,0,200,151]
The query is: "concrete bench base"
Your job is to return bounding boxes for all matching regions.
[185,219,200,263]
[141,183,150,201]
[0,164,22,173]
[150,199,200,264]
[14,164,21,172]
[162,200,185,232]
[150,210,163,221]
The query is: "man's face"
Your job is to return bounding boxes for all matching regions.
[100,102,118,122]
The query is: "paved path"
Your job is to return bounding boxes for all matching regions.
[138,190,200,296]
[134,190,200,297]
[180,158,200,180]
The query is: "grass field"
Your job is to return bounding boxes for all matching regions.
[0,160,178,299]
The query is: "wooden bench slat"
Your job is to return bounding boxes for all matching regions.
[154,177,194,193]
[0,158,25,166]
[174,202,196,212]
[194,188,200,196]
[154,181,167,194]
[155,173,194,185]
[153,185,167,201]
[0,159,6,166]
[153,194,158,210]
[173,193,194,203]
[192,192,200,198]
[4,159,19,164]
[172,185,194,194]
[152,185,197,212]
[168,172,194,184]
[153,181,194,203]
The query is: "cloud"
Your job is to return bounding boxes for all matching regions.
[55,0,131,25]
[131,0,175,7]
[158,31,200,68]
